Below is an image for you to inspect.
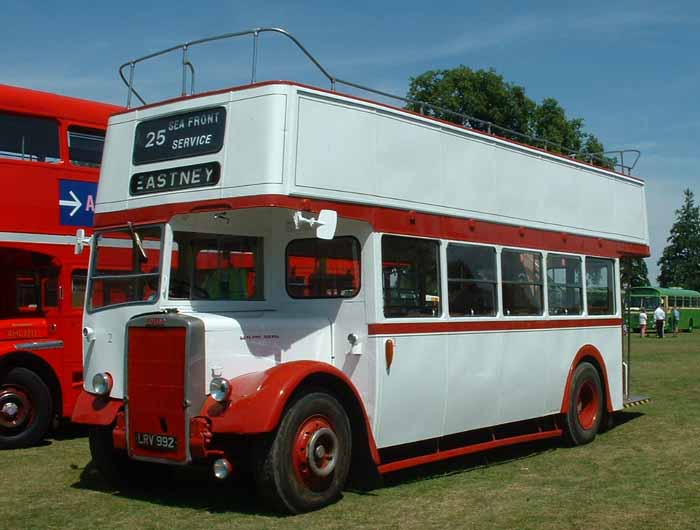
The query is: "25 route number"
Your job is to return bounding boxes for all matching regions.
[144,129,166,148]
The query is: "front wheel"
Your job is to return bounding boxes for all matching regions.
[255,392,352,513]
[565,362,604,445]
[0,367,52,449]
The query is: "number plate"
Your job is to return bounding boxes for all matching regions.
[134,432,178,451]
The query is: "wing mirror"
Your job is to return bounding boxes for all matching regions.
[292,209,338,240]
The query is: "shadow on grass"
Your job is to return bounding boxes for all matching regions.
[68,412,645,512]
[72,462,276,515]
[608,410,644,431]
[50,422,89,441]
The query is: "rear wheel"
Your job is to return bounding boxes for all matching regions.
[255,392,351,513]
[565,362,604,445]
[0,367,52,449]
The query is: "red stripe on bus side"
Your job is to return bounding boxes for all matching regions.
[367,318,622,336]
[94,195,650,259]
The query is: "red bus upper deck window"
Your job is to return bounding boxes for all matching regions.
[68,126,105,168]
[0,112,60,163]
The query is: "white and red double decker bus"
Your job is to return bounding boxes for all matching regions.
[0,85,121,448]
[72,29,649,512]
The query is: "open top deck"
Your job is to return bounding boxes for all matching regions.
[98,79,648,255]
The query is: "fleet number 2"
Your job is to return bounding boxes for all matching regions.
[145,129,166,148]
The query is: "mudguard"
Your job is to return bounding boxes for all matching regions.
[201,360,380,464]
[71,390,123,426]
[560,344,614,414]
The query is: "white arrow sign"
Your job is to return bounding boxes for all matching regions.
[59,190,82,217]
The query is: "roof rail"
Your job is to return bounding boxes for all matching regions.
[118,27,640,176]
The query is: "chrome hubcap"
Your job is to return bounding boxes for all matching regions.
[306,427,338,477]
[1,402,19,420]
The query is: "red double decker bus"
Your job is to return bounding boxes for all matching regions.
[0,84,121,448]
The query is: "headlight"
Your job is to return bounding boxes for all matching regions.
[92,372,113,396]
[209,377,231,402]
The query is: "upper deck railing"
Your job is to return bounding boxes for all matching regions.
[118,27,641,176]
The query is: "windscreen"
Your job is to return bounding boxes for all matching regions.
[88,225,163,311]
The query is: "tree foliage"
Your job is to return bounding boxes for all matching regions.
[406,66,614,169]
[621,257,650,290]
[657,189,700,290]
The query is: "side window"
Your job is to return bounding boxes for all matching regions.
[382,235,440,318]
[68,126,105,167]
[547,254,583,315]
[586,258,616,315]
[501,249,543,316]
[286,237,360,299]
[168,232,263,301]
[447,243,497,317]
[72,270,87,308]
[0,112,60,163]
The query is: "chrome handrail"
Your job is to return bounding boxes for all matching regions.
[118,27,640,175]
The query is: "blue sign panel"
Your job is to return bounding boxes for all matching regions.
[59,180,97,227]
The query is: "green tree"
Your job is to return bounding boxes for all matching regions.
[620,257,650,290]
[405,66,613,168]
[657,189,700,290]
[405,67,535,138]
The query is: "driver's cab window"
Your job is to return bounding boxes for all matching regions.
[169,232,263,300]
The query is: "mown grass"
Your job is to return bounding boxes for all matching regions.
[1,334,699,530]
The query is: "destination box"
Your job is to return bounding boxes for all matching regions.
[130,161,220,196]
[133,107,226,165]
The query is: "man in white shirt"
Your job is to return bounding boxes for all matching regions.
[654,303,666,338]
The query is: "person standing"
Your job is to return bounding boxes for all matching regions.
[639,308,648,338]
[673,306,681,337]
[654,303,666,338]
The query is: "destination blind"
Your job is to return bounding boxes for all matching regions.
[133,107,226,165]
[130,162,220,195]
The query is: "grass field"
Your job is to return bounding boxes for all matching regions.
[1,334,699,530]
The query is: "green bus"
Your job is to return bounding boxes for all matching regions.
[625,286,700,333]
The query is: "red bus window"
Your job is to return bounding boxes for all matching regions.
[68,126,105,167]
[72,270,87,308]
[0,112,60,163]
[286,237,360,299]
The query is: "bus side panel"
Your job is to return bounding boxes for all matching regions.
[442,326,622,437]
[373,334,448,449]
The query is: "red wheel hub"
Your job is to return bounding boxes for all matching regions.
[0,385,33,430]
[292,415,339,489]
[575,380,599,430]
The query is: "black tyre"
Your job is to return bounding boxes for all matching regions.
[565,362,604,446]
[0,367,52,449]
[255,392,352,514]
[688,320,693,333]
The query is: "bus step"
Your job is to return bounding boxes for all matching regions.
[623,394,651,408]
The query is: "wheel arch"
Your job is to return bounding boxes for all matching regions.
[559,344,613,414]
[0,351,62,419]
[203,360,381,468]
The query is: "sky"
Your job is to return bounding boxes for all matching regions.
[3,0,698,284]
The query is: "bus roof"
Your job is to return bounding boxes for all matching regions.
[630,287,700,297]
[0,84,122,126]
